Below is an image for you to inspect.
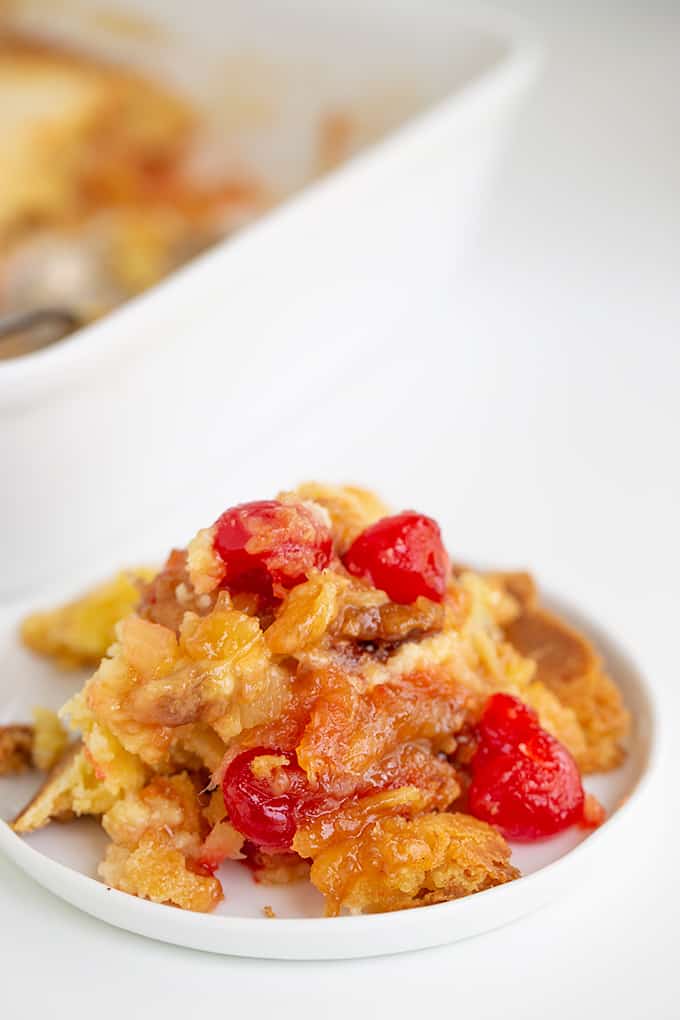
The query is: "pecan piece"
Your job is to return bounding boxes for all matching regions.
[334,596,444,645]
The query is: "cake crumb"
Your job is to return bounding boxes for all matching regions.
[263,905,276,919]
[0,724,34,775]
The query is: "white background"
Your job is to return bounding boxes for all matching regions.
[2,3,679,1017]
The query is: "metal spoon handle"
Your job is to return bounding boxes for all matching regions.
[0,306,81,358]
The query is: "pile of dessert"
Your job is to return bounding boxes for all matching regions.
[1,484,630,916]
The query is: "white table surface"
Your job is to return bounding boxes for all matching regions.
[2,3,678,1017]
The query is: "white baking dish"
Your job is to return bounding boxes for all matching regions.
[0,0,540,600]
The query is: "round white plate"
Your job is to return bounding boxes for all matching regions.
[0,594,656,960]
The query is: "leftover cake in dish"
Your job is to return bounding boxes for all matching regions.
[5,483,629,916]
[0,30,266,328]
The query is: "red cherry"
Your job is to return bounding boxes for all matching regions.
[475,691,539,756]
[468,694,585,841]
[221,747,336,852]
[213,500,332,598]
[221,747,308,851]
[342,512,450,604]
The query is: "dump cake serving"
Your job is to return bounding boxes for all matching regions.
[4,483,630,916]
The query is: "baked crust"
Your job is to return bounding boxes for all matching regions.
[305,812,519,916]
[0,725,34,775]
[504,603,630,772]
[0,709,68,776]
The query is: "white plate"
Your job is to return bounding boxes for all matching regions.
[0,594,656,960]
